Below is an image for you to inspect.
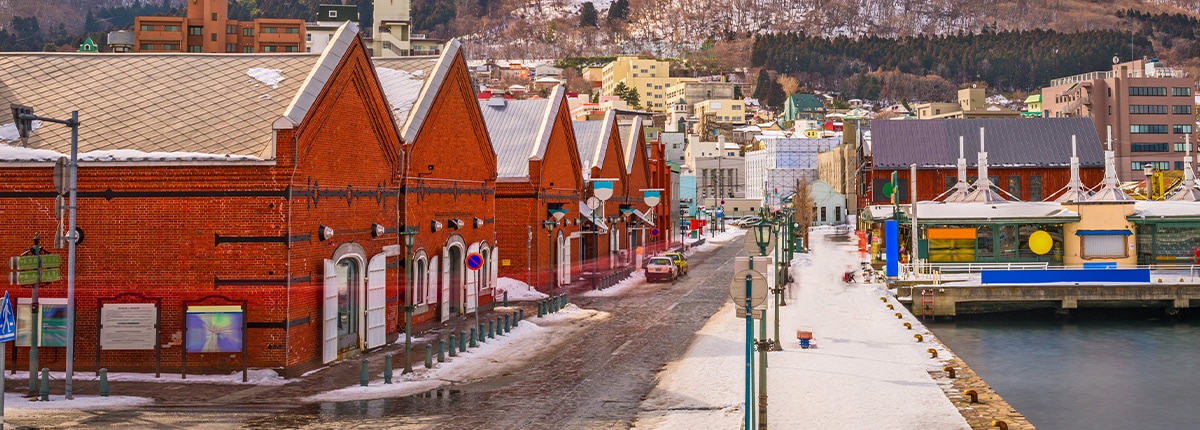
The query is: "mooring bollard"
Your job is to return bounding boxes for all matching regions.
[425,344,433,368]
[503,292,509,307]
[496,317,505,335]
[478,324,486,343]
[470,327,478,347]
[360,359,370,387]
[944,366,956,379]
[903,322,912,330]
[488,320,495,339]
[99,368,109,397]
[448,335,458,357]
[504,314,511,332]
[40,368,50,401]
[384,355,393,384]
[512,311,519,327]
[437,339,446,362]
[518,308,525,321]
[537,301,545,317]
[459,331,467,352]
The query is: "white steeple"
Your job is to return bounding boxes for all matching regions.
[962,127,1008,203]
[1054,135,1092,202]
[1088,126,1134,202]
[1168,134,1200,201]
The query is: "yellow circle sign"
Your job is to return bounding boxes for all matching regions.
[1028,230,1052,255]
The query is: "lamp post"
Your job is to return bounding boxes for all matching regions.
[750,218,774,430]
[771,210,786,351]
[543,218,558,294]
[400,226,418,374]
[590,180,614,290]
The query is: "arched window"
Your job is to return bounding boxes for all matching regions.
[335,257,361,339]
[412,252,428,305]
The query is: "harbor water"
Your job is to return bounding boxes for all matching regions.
[927,309,1200,430]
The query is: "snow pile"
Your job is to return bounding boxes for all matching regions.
[305,303,611,402]
[247,68,285,89]
[634,228,968,429]
[3,393,151,411]
[496,277,550,301]
[0,145,263,162]
[375,67,428,126]
[5,368,291,386]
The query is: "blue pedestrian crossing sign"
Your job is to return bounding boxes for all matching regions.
[0,291,15,343]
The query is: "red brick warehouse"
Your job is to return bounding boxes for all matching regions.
[480,86,585,293]
[375,38,500,326]
[0,23,413,376]
[572,110,630,272]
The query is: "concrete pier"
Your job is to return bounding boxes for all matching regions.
[905,283,1200,317]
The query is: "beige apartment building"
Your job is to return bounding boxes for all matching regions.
[912,87,1021,119]
[134,0,304,53]
[602,56,680,112]
[1042,58,1195,180]
[370,0,413,57]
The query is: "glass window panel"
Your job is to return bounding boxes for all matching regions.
[976,226,994,259]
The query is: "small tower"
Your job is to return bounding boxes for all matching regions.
[77,36,99,53]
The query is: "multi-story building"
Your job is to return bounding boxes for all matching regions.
[1042,58,1195,180]
[601,56,680,112]
[305,4,357,53]
[693,99,748,134]
[745,136,838,209]
[133,0,304,53]
[371,0,413,57]
[665,81,734,112]
[912,88,1021,119]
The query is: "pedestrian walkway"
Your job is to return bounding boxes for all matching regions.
[634,227,977,429]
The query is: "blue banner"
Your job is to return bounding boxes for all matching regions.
[886,220,899,277]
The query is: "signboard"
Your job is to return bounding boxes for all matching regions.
[185,305,244,353]
[729,269,767,308]
[0,292,15,343]
[100,303,157,350]
[16,298,67,347]
[592,180,614,201]
[8,268,60,285]
[735,307,766,319]
[8,254,61,270]
[465,253,484,271]
[651,228,659,236]
[643,189,661,207]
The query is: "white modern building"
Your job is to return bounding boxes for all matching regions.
[305,4,358,53]
[745,136,839,209]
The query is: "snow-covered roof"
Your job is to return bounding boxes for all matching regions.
[479,86,566,179]
[866,201,1080,222]
[1132,201,1200,219]
[375,40,455,143]
[0,25,366,161]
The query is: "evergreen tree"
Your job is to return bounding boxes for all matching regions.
[606,0,629,23]
[752,70,784,109]
[613,82,642,110]
[579,2,598,27]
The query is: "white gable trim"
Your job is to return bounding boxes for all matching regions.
[282,21,359,125]
[625,116,643,174]
[530,85,566,162]
[401,39,461,144]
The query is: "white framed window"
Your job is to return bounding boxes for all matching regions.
[410,252,429,306]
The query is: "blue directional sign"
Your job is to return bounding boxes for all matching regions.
[0,291,15,343]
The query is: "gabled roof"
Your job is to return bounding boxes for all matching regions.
[572,110,617,179]
[0,33,357,161]
[870,118,1105,169]
[479,85,566,178]
[372,42,443,142]
[618,116,645,174]
[787,93,825,111]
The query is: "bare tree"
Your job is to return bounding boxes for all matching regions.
[793,173,815,252]
[777,74,800,95]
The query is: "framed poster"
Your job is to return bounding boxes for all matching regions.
[16,298,67,347]
[100,303,157,350]
[185,305,243,353]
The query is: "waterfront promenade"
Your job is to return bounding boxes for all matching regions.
[635,227,1033,429]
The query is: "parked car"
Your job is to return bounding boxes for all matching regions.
[734,216,762,227]
[644,256,679,283]
[663,252,688,275]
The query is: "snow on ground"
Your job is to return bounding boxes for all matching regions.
[633,227,969,429]
[304,304,610,403]
[2,393,151,411]
[495,277,550,301]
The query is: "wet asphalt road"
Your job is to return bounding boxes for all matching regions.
[4,238,742,429]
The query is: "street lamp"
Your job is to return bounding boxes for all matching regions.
[399,226,418,374]
[770,210,788,351]
[589,180,614,290]
[12,104,81,398]
[750,216,775,429]
[543,218,559,294]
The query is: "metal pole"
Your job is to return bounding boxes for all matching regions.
[910,163,919,274]
[403,239,414,374]
[744,270,753,430]
[28,235,40,398]
[65,110,78,399]
[758,307,768,430]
